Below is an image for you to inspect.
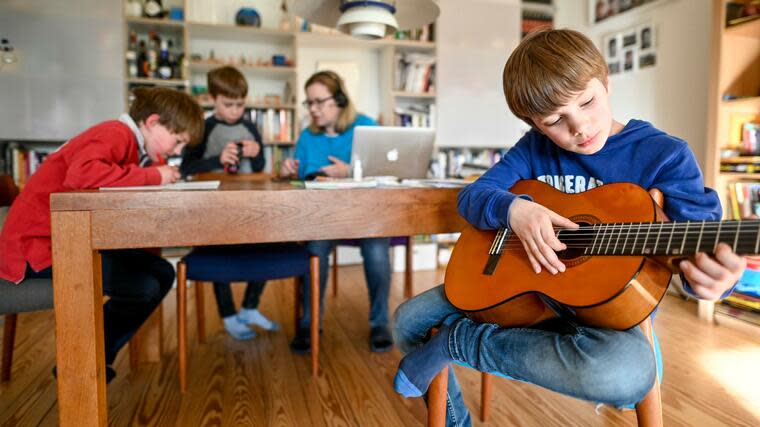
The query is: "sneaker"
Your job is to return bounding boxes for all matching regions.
[289,327,323,354]
[369,325,394,353]
[289,327,311,354]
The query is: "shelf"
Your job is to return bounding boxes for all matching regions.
[198,101,295,110]
[296,32,387,49]
[719,172,760,180]
[386,39,436,51]
[126,17,185,28]
[296,32,435,51]
[187,22,295,43]
[189,61,296,77]
[264,140,294,146]
[125,17,185,36]
[126,77,189,87]
[721,96,760,110]
[726,15,760,38]
[392,91,436,98]
[721,156,760,164]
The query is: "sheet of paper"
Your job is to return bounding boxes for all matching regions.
[99,180,221,191]
[304,178,378,189]
[400,179,471,188]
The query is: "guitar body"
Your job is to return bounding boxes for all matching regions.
[444,180,673,331]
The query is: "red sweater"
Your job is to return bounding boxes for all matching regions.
[0,120,162,283]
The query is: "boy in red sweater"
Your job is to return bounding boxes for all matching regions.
[0,87,204,382]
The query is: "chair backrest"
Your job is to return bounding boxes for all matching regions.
[0,175,54,315]
[0,175,19,208]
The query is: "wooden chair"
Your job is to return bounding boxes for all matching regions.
[332,236,414,299]
[176,244,320,393]
[426,317,663,426]
[0,176,145,382]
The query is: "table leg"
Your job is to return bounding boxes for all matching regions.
[52,211,107,426]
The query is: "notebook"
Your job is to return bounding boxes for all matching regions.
[350,126,435,180]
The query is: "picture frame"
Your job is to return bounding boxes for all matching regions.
[623,48,636,72]
[590,0,663,25]
[622,30,637,48]
[603,34,621,61]
[639,24,655,50]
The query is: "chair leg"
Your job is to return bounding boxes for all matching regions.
[404,237,414,299]
[1,313,18,382]
[332,246,338,297]
[195,281,206,344]
[428,367,449,427]
[426,326,449,427]
[636,317,663,427]
[309,255,320,377]
[177,261,188,393]
[128,333,140,371]
[480,372,493,422]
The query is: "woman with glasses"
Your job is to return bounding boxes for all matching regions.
[279,70,394,354]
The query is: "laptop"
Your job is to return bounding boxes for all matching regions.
[351,126,435,179]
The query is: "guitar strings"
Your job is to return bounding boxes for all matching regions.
[488,220,760,252]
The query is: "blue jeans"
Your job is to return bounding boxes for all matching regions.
[299,238,391,329]
[393,285,657,427]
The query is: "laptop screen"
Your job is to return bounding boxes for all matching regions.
[350,126,435,179]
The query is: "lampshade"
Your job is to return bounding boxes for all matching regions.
[289,0,439,38]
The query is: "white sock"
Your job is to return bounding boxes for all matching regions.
[223,315,256,340]
[237,308,280,331]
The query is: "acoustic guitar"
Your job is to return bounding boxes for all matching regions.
[444,179,756,330]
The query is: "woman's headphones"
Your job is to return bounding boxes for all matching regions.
[314,70,348,108]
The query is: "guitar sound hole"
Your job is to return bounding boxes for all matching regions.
[557,221,593,264]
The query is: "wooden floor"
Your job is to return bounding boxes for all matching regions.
[1,266,759,426]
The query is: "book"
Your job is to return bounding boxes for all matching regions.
[99,180,220,191]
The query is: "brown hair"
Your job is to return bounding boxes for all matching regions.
[129,87,204,145]
[207,66,248,99]
[503,29,608,128]
[305,70,357,134]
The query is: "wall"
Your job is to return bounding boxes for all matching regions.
[0,0,124,141]
[554,0,713,168]
[436,0,525,148]
[295,46,383,122]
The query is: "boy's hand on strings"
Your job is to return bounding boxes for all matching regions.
[157,165,180,185]
[239,140,260,158]
[220,142,240,166]
[679,243,746,301]
[279,158,299,178]
[508,198,578,275]
[320,156,349,178]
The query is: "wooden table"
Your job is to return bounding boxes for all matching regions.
[50,181,466,426]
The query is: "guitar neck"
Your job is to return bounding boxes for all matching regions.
[552,220,760,256]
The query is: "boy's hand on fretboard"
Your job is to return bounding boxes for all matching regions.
[679,243,745,301]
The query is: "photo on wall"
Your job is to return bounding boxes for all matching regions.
[637,23,657,69]
[623,48,636,72]
[590,0,663,24]
[603,34,622,75]
[622,30,637,48]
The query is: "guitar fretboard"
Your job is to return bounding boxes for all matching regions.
[489,220,760,256]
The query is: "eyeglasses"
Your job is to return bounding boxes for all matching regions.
[302,96,335,109]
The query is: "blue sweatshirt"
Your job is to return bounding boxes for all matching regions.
[294,114,376,179]
[457,119,729,299]
[459,119,721,228]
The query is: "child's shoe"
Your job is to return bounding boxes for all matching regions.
[237,308,280,331]
[223,315,256,340]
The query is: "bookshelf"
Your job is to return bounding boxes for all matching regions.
[521,0,554,38]
[705,0,760,324]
